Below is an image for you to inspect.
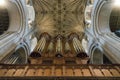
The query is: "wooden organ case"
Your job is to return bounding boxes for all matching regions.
[0,33,120,79]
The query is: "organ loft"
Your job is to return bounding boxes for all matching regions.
[0,0,120,79]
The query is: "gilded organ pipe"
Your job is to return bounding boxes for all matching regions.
[36,37,44,51]
[55,37,63,57]
[30,36,47,57]
[73,37,88,58]
[47,41,54,52]
[73,38,80,52]
[65,42,71,53]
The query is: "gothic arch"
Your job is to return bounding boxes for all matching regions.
[90,45,103,64]
[0,42,29,64]
[0,0,35,63]
[90,0,120,63]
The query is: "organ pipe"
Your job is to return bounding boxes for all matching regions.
[30,35,47,57]
[72,37,88,58]
[36,37,44,51]
[55,37,63,57]
[73,38,80,52]
[47,41,54,52]
[65,42,71,52]
[38,37,46,52]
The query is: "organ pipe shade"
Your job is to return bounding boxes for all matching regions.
[65,42,71,51]
[48,41,54,51]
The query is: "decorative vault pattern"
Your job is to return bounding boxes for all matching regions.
[33,0,87,37]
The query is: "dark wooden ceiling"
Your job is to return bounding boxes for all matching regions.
[32,0,87,37]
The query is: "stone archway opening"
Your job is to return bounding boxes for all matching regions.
[0,6,9,35]
[110,7,120,37]
[91,48,103,64]
[0,46,28,64]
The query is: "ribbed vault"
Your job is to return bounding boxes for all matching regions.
[32,0,87,37]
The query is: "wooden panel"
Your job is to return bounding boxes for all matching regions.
[93,69,104,76]
[66,69,74,76]
[54,58,65,64]
[0,65,120,77]
[76,58,82,64]
[44,53,49,57]
[102,69,112,77]
[30,57,89,65]
[26,69,35,76]
[0,69,7,76]
[5,69,16,76]
[14,69,24,76]
[74,69,82,76]
[31,59,38,64]
[62,66,66,76]
[37,59,42,64]
[49,52,54,57]
[82,69,91,76]
[22,66,28,76]
[44,68,51,76]
[115,66,120,73]
[55,69,62,76]
[110,69,120,77]
[81,60,88,64]
[35,69,43,76]
[51,66,55,76]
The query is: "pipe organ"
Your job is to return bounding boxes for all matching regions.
[72,37,88,58]
[31,34,88,58]
[30,33,50,57]
[1,0,120,79]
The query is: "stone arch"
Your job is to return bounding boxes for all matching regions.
[0,42,29,64]
[90,46,103,64]
[0,0,27,34]
[90,0,120,63]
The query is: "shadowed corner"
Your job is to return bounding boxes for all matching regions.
[55,53,63,58]
[76,52,88,59]
[30,52,41,58]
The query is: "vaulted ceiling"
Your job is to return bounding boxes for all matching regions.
[32,0,87,37]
